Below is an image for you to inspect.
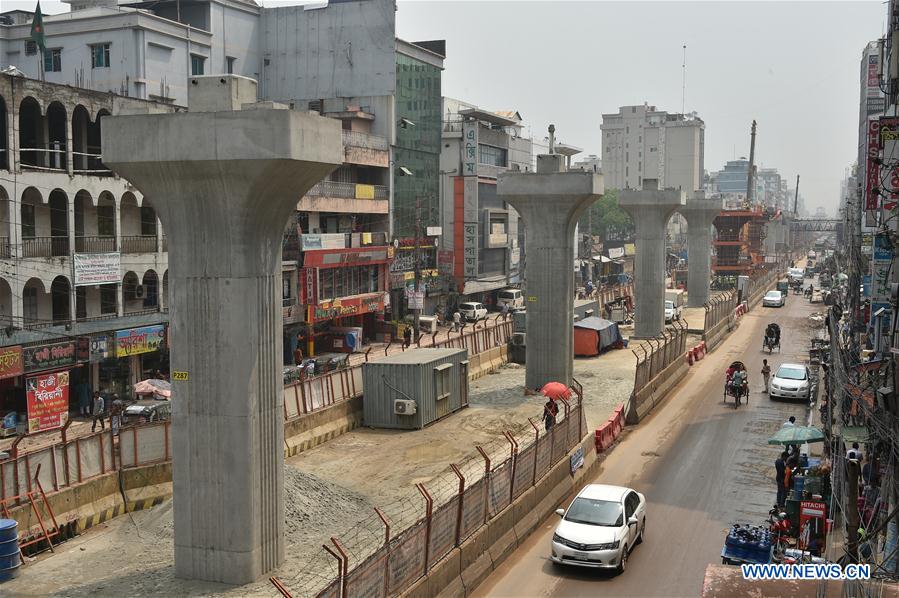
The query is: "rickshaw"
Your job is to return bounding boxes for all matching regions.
[763,323,781,353]
[724,361,749,408]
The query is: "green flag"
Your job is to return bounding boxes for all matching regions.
[30,2,46,52]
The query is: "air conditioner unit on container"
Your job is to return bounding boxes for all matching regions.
[394,399,417,415]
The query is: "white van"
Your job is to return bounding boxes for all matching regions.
[496,288,524,310]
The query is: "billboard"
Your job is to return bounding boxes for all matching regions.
[73,252,121,286]
[26,371,69,434]
[866,119,881,210]
[115,325,166,357]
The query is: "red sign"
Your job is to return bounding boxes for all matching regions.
[866,119,882,210]
[26,371,70,434]
[0,346,24,380]
[302,268,318,305]
[880,117,899,209]
[312,293,385,322]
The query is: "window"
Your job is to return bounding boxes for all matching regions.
[76,288,87,319]
[434,363,451,401]
[91,43,110,68]
[140,207,157,236]
[44,48,62,72]
[100,285,117,314]
[282,273,292,306]
[25,40,37,56]
[478,144,507,167]
[23,287,38,323]
[226,56,236,74]
[625,492,639,517]
[21,204,35,238]
[97,205,115,237]
[191,54,205,76]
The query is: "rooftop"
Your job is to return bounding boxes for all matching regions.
[366,347,467,365]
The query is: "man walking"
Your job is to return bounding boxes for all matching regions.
[543,398,558,432]
[91,391,105,432]
[403,325,412,349]
[109,394,123,436]
[775,451,788,507]
[783,415,796,427]
[453,311,461,333]
[761,359,771,393]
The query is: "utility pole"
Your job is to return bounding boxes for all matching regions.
[793,174,800,215]
[745,120,757,204]
[413,196,422,338]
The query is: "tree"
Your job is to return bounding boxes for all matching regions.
[578,189,634,242]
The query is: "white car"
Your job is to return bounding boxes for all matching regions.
[458,301,487,322]
[550,484,646,573]
[664,300,678,323]
[763,290,785,307]
[770,363,811,401]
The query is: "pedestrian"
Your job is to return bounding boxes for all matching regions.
[847,441,860,460]
[775,451,788,507]
[109,394,123,436]
[501,302,509,318]
[91,391,106,432]
[543,398,558,432]
[403,325,412,349]
[782,415,796,428]
[453,311,461,333]
[294,334,304,366]
[784,455,798,498]
[761,359,771,394]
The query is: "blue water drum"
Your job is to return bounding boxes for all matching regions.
[0,519,21,582]
[794,475,805,495]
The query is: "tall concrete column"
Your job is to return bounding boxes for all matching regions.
[498,154,603,390]
[679,194,722,308]
[102,78,342,584]
[620,189,685,338]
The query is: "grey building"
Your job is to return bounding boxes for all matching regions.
[439,98,531,306]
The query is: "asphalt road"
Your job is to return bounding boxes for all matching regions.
[473,290,823,598]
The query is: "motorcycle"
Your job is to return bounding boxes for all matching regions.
[768,506,792,560]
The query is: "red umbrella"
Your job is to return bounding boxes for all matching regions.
[540,382,570,401]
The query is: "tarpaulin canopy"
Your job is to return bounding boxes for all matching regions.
[573,317,623,356]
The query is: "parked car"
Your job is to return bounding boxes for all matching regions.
[496,288,524,311]
[664,300,680,323]
[763,290,785,307]
[770,363,811,401]
[123,398,172,424]
[459,301,488,322]
[550,484,646,573]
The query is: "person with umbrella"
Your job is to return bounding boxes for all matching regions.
[543,398,558,431]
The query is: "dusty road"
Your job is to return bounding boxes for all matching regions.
[474,290,824,598]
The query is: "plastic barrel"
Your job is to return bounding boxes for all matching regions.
[0,519,20,583]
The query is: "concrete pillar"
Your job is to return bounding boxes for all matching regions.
[619,189,686,338]
[498,154,603,390]
[102,85,342,584]
[65,115,74,175]
[679,194,722,308]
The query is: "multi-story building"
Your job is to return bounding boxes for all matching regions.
[571,154,601,173]
[439,98,531,308]
[0,73,174,417]
[600,103,705,193]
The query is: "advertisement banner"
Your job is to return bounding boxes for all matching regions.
[798,501,828,552]
[608,247,625,259]
[407,291,424,311]
[26,371,69,433]
[89,335,110,363]
[23,341,77,373]
[0,346,23,380]
[867,53,882,98]
[73,252,121,287]
[866,119,881,210]
[881,117,899,208]
[115,325,166,357]
[312,293,385,323]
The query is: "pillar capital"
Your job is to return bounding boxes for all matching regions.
[102,107,342,584]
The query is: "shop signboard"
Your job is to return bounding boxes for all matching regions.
[866,119,881,210]
[437,250,454,275]
[312,293,385,322]
[798,500,828,552]
[608,247,625,259]
[23,341,77,373]
[26,371,69,433]
[282,304,302,324]
[89,335,110,363]
[0,345,23,380]
[73,252,121,287]
[115,325,166,357]
[407,291,424,311]
[624,243,636,256]
[462,121,478,176]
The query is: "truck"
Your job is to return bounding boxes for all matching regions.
[788,268,804,283]
[664,289,685,323]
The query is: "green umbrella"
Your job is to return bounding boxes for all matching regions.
[767,426,826,445]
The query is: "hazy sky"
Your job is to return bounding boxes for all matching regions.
[8,0,886,215]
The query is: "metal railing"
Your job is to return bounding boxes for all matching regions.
[299,231,389,251]
[19,146,66,171]
[0,237,9,259]
[305,181,389,201]
[23,236,68,258]
[120,235,157,253]
[75,236,116,253]
[341,130,389,151]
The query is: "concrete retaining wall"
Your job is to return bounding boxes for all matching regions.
[626,355,690,425]
[401,434,599,598]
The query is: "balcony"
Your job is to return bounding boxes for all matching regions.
[341,130,389,167]
[298,181,389,215]
[75,236,116,253]
[121,235,158,253]
[0,238,9,259]
[23,236,68,258]
[342,130,388,151]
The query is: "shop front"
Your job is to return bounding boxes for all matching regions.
[95,324,168,400]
